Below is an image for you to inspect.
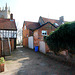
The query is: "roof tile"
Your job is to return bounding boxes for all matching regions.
[41,17,63,27]
[25,21,40,30]
[0,18,17,30]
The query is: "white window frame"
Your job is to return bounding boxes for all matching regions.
[14,31,17,38]
[42,30,47,36]
[0,30,17,38]
[9,31,11,38]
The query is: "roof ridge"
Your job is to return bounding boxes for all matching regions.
[25,21,38,23]
[41,16,59,21]
[33,22,57,31]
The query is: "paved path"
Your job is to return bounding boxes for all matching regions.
[1,47,75,75]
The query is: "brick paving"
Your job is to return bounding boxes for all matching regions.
[0,46,75,75]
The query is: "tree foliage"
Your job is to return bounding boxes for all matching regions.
[44,22,75,54]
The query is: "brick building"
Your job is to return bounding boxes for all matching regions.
[22,21,40,47]
[0,14,17,57]
[22,16,65,53]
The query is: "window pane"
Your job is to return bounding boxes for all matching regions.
[11,31,13,38]
[14,31,17,38]
[1,30,3,37]
[42,30,47,36]
[4,31,5,38]
[6,31,8,37]
[9,31,11,38]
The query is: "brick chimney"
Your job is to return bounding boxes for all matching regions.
[10,13,13,20]
[59,16,64,22]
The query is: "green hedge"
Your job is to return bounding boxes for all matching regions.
[44,22,75,54]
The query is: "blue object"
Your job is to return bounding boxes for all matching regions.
[35,46,38,52]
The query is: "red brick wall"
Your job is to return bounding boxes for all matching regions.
[12,39,14,51]
[23,37,25,46]
[0,38,15,56]
[10,39,14,51]
[22,24,29,47]
[0,40,1,57]
[34,23,56,52]
[3,39,10,55]
[23,38,28,47]
[33,30,39,46]
[45,43,50,52]
[38,23,55,42]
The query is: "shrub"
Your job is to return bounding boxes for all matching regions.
[0,57,5,64]
[44,22,75,54]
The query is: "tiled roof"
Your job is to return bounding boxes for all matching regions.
[0,18,17,30]
[25,21,40,30]
[24,21,57,31]
[23,16,66,31]
[41,17,63,27]
[34,22,57,30]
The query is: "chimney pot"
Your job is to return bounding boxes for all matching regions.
[10,13,13,20]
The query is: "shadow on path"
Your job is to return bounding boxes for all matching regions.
[2,46,75,75]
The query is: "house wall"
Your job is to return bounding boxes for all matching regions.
[0,38,15,57]
[0,40,1,56]
[22,24,29,47]
[34,23,56,52]
[10,39,14,51]
[3,39,10,55]
[45,43,50,52]
[29,30,33,36]
[33,30,39,46]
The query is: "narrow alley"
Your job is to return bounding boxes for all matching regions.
[1,46,75,75]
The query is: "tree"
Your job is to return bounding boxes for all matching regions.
[44,22,75,54]
[17,28,22,45]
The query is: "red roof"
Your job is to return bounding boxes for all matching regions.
[0,18,17,30]
[41,17,64,26]
[25,21,40,30]
[23,16,66,31]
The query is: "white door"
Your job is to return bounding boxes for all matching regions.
[28,36,34,49]
[39,41,46,54]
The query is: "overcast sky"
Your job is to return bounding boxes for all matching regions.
[0,0,75,28]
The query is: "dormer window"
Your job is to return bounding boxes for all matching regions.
[54,23,59,26]
[42,30,47,36]
[40,22,42,25]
